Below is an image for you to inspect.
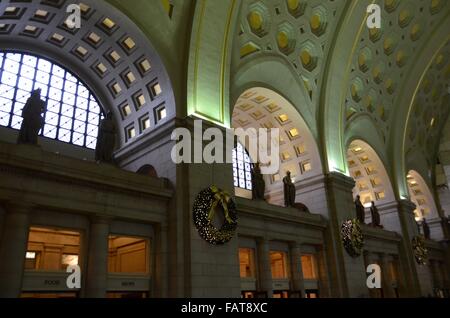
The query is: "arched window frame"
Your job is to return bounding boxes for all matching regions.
[0,51,103,149]
[233,142,253,191]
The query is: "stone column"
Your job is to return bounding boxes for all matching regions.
[257,238,273,298]
[85,216,110,298]
[0,203,32,298]
[323,172,369,297]
[289,243,305,298]
[380,254,395,298]
[396,200,433,297]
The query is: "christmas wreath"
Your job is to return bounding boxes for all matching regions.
[193,185,238,245]
[341,219,364,257]
[412,235,428,265]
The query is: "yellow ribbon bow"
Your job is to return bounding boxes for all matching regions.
[208,186,234,224]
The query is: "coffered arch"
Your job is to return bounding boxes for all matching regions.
[0,0,176,149]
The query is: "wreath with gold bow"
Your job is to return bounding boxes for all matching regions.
[341,219,364,257]
[193,186,238,245]
[412,235,428,265]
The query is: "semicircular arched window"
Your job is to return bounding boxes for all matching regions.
[0,51,103,149]
[232,142,253,191]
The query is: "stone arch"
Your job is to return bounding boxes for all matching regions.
[0,0,175,149]
[406,170,442,240]
[231,87,322,207]
[319,0,368,174]
[231,55,316,140]
[389,16,450,199]
[346,139,397,229]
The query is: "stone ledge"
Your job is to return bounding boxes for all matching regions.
[361,224,402,243]
[235,197,327,228]
[0,141,172,199]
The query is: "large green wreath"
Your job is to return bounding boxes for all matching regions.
[341,219,365,257]
[412,235,428,265]
[193,186,238,245]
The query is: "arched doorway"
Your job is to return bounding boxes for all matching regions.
[347,140,396,229]
[231,87,322,207]
[406,170,441,240]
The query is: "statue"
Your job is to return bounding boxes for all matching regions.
[95,112,116,163]
[422,218,431,240]
[17,89,46,145]
[355,195,366,224]
[251,163,265,200]
[370,201,382,228]
[283,171,296,207]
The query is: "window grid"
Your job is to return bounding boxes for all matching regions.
[0,52,103,149]
[232,143,253,191]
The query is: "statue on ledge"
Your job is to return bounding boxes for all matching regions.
[251,163,265,200]
[283,171,296,207]
[17,89,46,145]
[355,195,366,224]
[95,112,116,164]
[370,201,382,228]
[422,218,431,240]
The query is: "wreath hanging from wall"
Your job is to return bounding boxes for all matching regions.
[412,235,428,265]
[193,185,238,245]
[341,219,365,257]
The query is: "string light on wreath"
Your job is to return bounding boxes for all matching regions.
[412,235,428,265]
[341,218,364,257]
[193,185,238,245]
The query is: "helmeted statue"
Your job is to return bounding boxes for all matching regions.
[355,195,366,224]
[17,89,46,145]
[283,171,296,207]
[95,112,116,163]
[422,218,431,239]
[370,201,382,228]
[251,162,265,200]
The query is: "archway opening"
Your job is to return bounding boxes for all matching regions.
[347,140,396,226]
[0,51,103,149]
[406,170,439,221]
[231,87,322,206]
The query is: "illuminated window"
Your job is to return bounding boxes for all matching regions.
[239,248,255,278]
[417,198,426,206]
[370,178,381,187]
[25,227,80,271]
[155,105,167,122]
[301,161,312,173]
[375,191,385,200]
[353,170,362,178]
[108,235,149,274]
[301,255,317,280]
[0,52,102,149]
[358,182,369,191]
[281,152,291,161]
[365,166,376,175]
[270,251,288,279]
[359,155,369,163]
[295,144,306,156]
[232,143,253,190]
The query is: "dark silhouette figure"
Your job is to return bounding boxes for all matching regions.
[293,202,310,213]
[370,201,382,228]
[95,112,116,163]
[283,171,296,207]
[422,218,431,240]
[355,195,366,224]
[251,163,265,200]
[17,89,46,145]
